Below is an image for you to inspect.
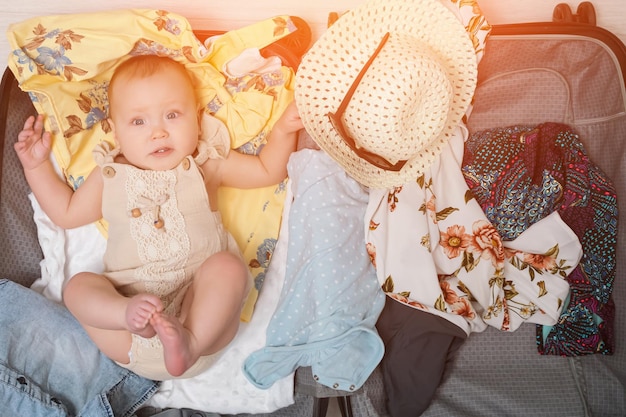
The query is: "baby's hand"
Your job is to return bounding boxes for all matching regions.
[126,293,163,338]
[274,100,304,136]
[14,114,52,171]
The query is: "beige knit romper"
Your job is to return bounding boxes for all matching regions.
[93,135,243,380]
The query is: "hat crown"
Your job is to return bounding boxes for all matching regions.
[342,33,453,164]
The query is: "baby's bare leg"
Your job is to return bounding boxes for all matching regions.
[150,251,249,377]
[63,272,162,363]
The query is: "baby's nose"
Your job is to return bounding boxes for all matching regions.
[152,125,168,140]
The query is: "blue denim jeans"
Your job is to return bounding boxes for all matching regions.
[0,279,159,417]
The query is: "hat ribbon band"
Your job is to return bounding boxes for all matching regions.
[326,32,408,172]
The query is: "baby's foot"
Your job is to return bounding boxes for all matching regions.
[126,293,162,338]
[150,312,194,377]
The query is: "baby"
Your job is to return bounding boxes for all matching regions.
[15,54,302,380]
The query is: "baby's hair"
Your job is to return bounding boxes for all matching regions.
[108,55,195,117]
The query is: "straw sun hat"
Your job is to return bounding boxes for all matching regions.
[295,0,477,189]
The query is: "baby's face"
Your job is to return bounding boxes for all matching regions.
[108,66,199,171]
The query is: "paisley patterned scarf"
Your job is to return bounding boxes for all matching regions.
[462,122,618,355]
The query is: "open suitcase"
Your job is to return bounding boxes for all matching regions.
[0,2,624,417]
[319,4,626,417]
[419,5,626,417]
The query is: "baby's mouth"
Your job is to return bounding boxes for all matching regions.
[152,147,172,156]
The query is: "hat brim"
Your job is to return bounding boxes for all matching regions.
[295,0,477,189]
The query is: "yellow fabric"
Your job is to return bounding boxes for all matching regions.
[7,9,297,321]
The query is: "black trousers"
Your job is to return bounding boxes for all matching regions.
[376,296,467,416]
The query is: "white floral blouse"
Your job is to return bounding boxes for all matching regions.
[364,129,583,334]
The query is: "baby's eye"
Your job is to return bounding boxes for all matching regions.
[166,112,178,120]
[131,119,145,126]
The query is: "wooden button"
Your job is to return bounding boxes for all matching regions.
[102,166,116,178]
[182,158,191,170]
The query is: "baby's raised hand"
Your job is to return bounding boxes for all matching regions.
[14,114,52,171]
[274,100,304,136]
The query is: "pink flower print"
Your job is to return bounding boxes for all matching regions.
[470,220,505,268]
[366,242,377,268]
[426,195,437,222]
[388,292,426,310]
[450,297,476,319]
[500,300,511,331]
[523,253,557,272]
[439,280,460,305]
[440,224,472,259]
[503,246,520,260]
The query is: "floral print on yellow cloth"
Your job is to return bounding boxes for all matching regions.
[365,130,583,334]
[7,9,298,321]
